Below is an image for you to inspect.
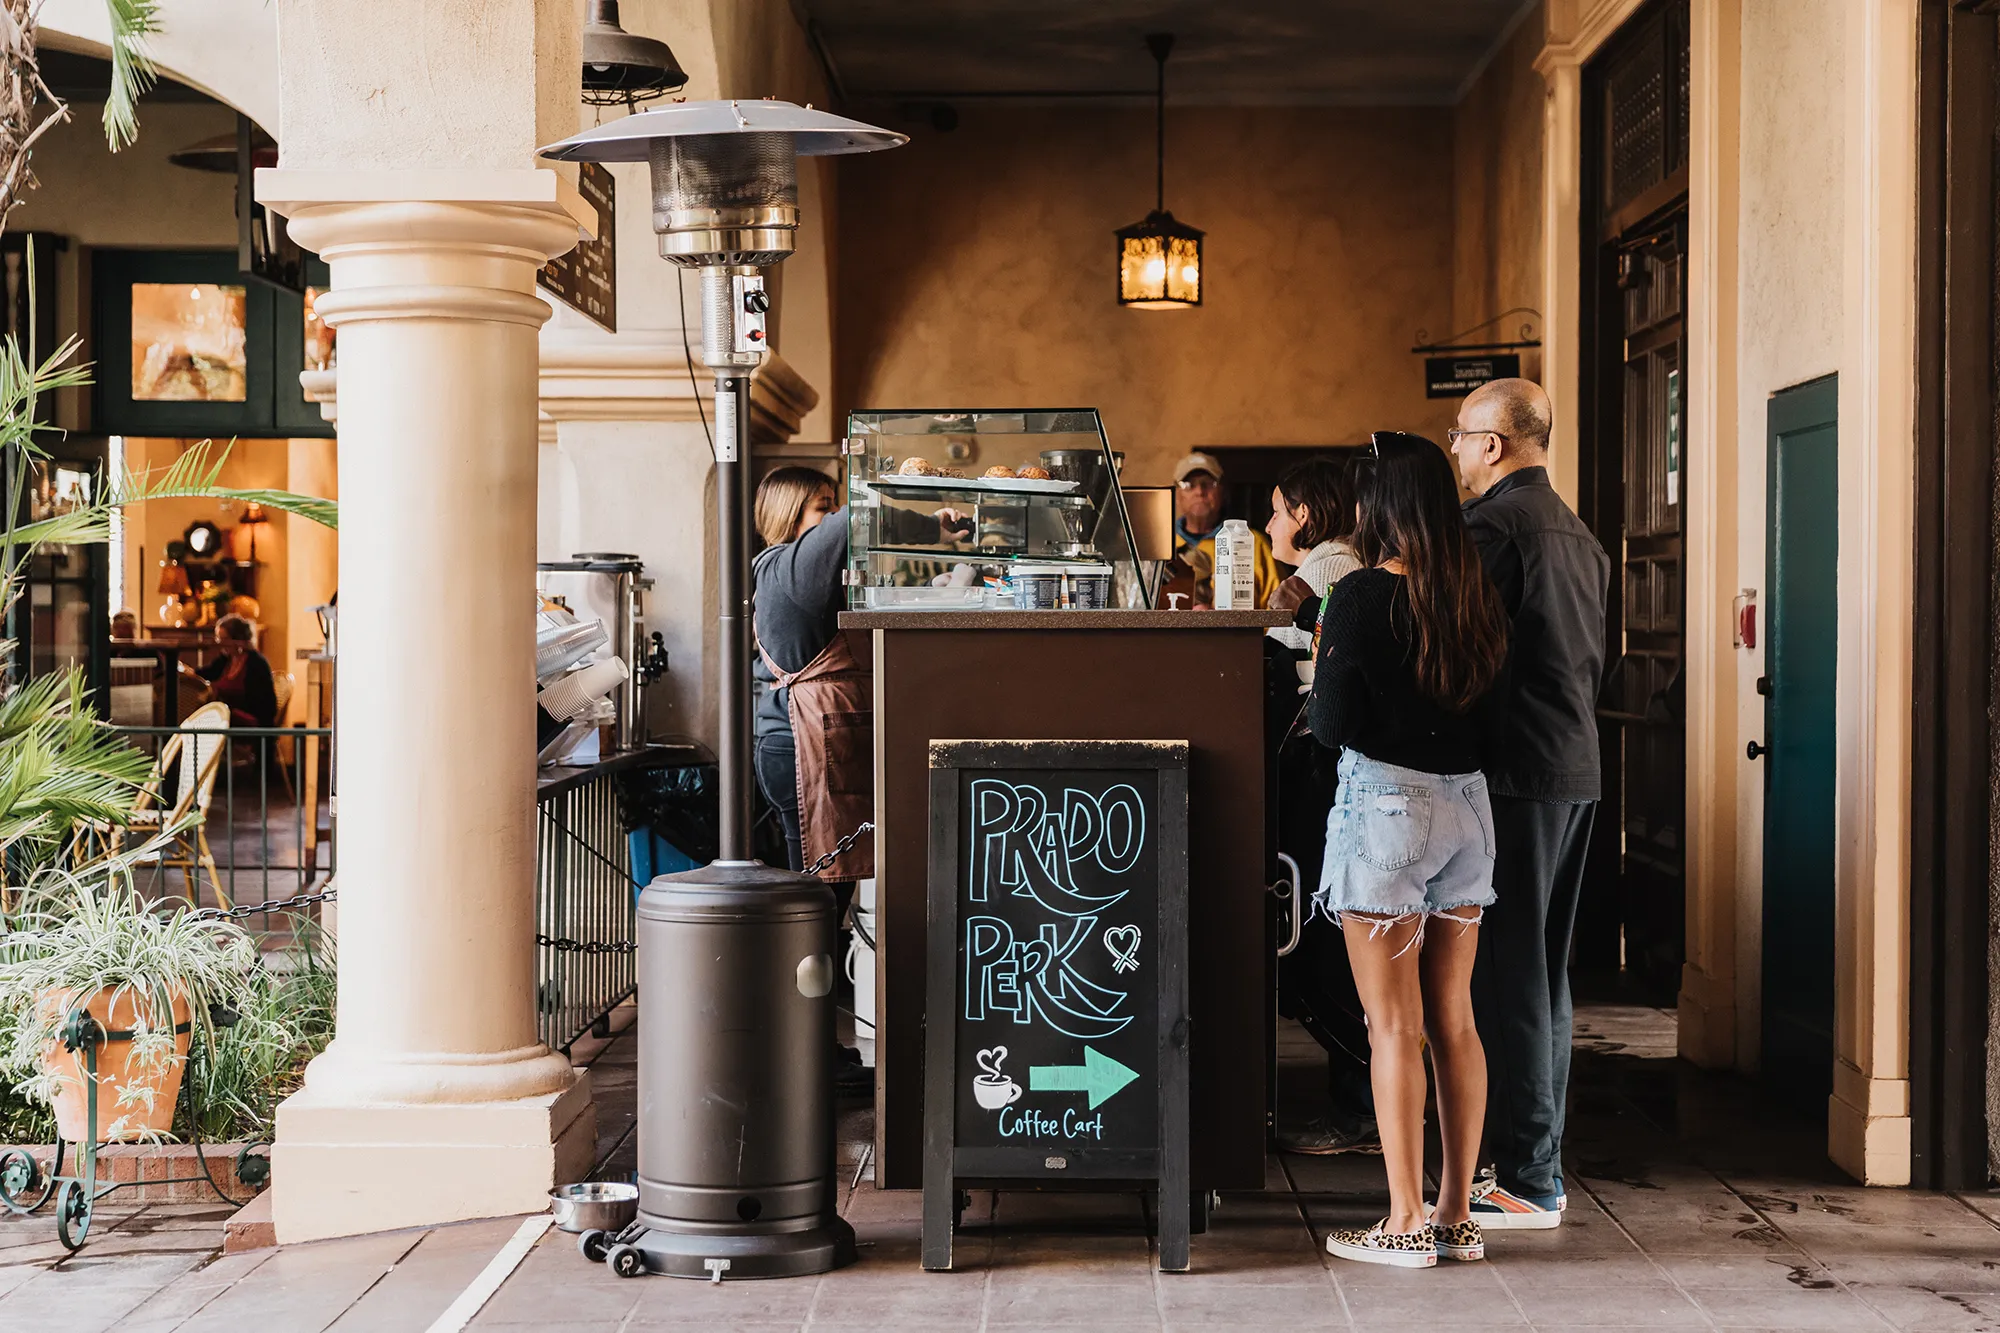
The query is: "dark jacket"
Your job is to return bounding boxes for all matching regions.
[1461,466,1610,802]
[199,648,278,728]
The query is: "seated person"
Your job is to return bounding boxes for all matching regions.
[193,614,278,727]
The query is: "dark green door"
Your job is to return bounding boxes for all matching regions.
[1761,375,1838,1108]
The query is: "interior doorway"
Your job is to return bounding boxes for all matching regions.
[1576,0,1691,1001]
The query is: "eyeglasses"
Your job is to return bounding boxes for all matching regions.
[1446,428,1507,447]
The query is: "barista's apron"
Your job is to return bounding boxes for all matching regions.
[760,633,874,882]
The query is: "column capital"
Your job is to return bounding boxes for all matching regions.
[257,168,590,327]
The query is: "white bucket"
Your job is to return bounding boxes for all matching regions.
[847,877,877,1065]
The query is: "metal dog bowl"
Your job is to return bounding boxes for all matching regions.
[549,1181,639,1233]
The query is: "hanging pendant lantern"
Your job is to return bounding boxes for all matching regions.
[1116,33,1203,309]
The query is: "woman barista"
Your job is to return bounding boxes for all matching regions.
[751,468,968,889]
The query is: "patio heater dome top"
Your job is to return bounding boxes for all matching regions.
[536,99,908,162]
[540,100,907,268]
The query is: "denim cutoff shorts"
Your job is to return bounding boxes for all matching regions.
[1314,748,1498,921]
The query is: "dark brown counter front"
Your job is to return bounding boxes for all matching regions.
[844,608,1288,1192]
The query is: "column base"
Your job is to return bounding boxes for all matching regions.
[271,1070,595,1243]
[1828,1059,1911,1186]
[1676,964,1737,1069]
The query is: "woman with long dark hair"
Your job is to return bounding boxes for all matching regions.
[1310,431,1510,1268]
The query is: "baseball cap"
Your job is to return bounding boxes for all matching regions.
[1172,451,1224,484]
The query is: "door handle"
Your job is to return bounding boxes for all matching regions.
[1756,676,1772,696]
[1273,853,1302,958]
[1746,740,1766,760]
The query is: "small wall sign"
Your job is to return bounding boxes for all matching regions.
[1425,353,1521,398]
[539,162,617,332]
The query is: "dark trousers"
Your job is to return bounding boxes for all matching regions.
[754,734,804,873]
[1470,795,1596,1199]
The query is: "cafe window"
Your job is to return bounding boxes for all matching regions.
[93,249,333,438]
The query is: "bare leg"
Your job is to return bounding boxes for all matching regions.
[1341,913,1428,1234]
[1421,908,1485,1226]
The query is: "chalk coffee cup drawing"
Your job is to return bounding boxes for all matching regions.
[973,1045,1023,1110]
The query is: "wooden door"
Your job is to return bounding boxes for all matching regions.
[1598,219,1688,997]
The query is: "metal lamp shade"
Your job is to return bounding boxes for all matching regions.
[1116,209,1204,309]
[580,0,688,107]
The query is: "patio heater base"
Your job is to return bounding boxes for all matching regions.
[617,1215,858,1280]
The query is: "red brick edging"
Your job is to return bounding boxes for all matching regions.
[2,1141,267,1204]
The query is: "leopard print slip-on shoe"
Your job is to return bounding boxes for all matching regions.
[1324,1219,1438,1269]
[1431,1217,1486,1261]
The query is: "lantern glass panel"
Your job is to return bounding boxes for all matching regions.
[1118,231,1200,309]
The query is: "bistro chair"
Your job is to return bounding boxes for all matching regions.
[95,701,233,910]
[269,671,297,799]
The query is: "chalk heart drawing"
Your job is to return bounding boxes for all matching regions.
[973,1045,1023,1110]
[1103,924,1143,975]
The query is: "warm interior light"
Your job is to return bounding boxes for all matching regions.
[1143,256,1167,283]
[1181,265,1199,284]
[188,287,202,300]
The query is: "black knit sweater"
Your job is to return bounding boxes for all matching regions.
[1307,568,1494,776]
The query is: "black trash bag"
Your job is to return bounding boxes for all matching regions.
[615,763,720,866]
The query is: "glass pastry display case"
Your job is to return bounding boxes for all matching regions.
[844,409,1151,611]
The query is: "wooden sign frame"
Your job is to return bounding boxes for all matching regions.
[922,739,1190,1272]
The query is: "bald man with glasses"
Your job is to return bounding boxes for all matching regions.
[1447,378,1611,1230]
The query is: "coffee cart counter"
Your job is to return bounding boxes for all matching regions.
[840,607,1290,1192]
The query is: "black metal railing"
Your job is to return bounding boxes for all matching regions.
[106,724,334,935]
[536,768,638,1052]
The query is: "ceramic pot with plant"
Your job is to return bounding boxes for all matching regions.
[0,871,255,1144]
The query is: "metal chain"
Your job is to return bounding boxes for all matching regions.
[187,887,339,923]
[166,823,878,955]
[536,820,875,955]
[802,820,874,879]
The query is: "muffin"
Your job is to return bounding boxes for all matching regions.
[898,456,939,476]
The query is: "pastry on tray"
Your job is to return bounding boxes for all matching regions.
[1015,465,1052,481]
[982,465,1016,479]
[897,456,938,476]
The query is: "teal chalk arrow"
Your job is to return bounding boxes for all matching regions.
[1028,1046,1140,1110]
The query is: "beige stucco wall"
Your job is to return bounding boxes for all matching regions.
[1728,0,1848,1073]
[1453,1,1546,376]
[835,105,1458,484]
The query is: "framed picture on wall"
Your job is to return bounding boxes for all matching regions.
[91,248,333,438]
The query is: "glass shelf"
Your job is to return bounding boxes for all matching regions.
[845,409,1149,611]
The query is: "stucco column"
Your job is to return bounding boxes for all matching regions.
[258,170,597,1243]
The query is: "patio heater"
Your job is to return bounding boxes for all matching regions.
[539,102,905,1281]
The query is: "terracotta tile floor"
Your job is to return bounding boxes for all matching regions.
[6,1003,2000,1332]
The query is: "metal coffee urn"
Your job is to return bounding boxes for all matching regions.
[539,102,904,1280]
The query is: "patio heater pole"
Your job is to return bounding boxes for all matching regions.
[539,102,905,1282]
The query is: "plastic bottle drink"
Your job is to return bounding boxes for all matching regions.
[1213,519,1256,609]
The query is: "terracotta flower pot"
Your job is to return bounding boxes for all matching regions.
[39,986,192,1143]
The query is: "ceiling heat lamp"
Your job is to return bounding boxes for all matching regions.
[579,0,689,107]
[538,101,904,1282]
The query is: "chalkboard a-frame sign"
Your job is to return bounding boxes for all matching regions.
[923,739,1191,1272]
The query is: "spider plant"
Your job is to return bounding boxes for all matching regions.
[0,864,256,1141]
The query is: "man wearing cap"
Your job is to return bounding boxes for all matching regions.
[1172,451,1281,609]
